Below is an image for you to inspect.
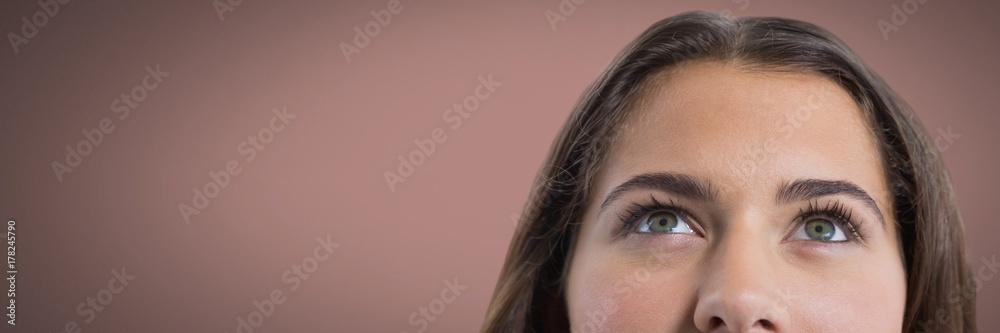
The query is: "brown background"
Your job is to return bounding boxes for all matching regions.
[0,0,997,331]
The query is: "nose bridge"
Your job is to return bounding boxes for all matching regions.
[711,209,774,288]
[694,213,787,332]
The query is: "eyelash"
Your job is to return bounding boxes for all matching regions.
[798,199,864,242]
[616,196,865,242]
[617,194,694,238]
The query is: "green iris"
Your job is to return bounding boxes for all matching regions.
[804,219,836,241]
[647,212,680,232]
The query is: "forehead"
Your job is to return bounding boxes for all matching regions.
[600,61,889,205]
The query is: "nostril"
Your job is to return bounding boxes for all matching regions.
[709,316,725,329]
[706,317,777,331]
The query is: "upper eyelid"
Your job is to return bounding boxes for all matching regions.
[616,196,701,235]
[796,211,853,231]
[799,200,858,225]
[792,201,865,241]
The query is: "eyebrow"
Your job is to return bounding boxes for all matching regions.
[599,173,887,227]
[776,179,887,226]
[599,172,717,210]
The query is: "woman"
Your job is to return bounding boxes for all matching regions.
[482,11,976,332]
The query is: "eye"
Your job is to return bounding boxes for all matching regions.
[791,218,847,242]
[636,211,695,234]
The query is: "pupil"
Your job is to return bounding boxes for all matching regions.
[814,225,823,233]
[658,219,667,226]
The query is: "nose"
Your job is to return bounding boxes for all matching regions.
[693,232,788,332]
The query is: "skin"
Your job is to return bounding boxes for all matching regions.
[565,61,907,332]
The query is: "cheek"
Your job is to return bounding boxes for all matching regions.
[785,265,907,331]
[846,270,908,330]
[567,261,699,331]
[787,282,905,332]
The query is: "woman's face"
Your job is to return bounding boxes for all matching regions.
[565,61,907,332]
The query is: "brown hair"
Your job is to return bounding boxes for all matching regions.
[482,11,976,333]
